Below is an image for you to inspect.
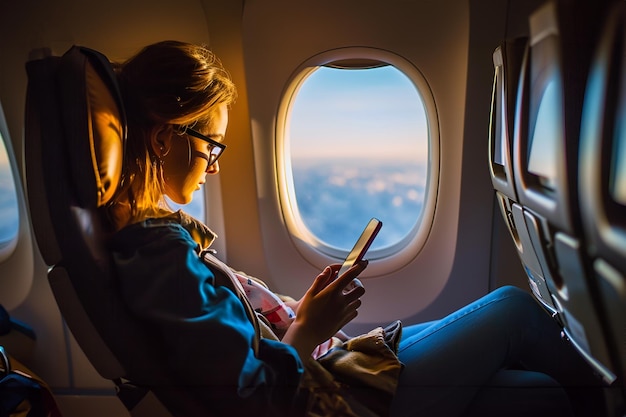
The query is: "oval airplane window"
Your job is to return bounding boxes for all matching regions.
[0,129,19,256]
[278,48,438,265]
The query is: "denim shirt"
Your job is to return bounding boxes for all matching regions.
[109,214,305,416]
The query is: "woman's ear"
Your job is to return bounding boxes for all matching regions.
[149,125,174,158]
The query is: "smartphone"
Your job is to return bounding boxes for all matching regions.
[337,218,382,293]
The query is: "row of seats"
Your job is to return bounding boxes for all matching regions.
[488,0,626,414]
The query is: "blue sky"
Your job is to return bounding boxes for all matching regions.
[289,65,429,162]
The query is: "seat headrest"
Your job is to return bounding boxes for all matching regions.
[57,46,126,208]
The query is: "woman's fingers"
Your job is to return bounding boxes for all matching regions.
[337,299,361,328]
[327,260,368,292]
[297,262,367,344]
[309,266,334,295]
[343,283,365,301]
[332,289,363,330]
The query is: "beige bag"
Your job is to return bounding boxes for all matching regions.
[314,324,403,417]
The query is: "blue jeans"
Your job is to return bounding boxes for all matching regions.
[390,286,599,417]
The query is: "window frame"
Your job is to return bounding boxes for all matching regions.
[275,47,440,276]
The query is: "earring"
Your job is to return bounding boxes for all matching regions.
[151,151,163,169]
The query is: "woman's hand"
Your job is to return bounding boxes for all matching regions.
[282,261,367,359]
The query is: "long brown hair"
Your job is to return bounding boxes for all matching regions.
[107,41,237,228]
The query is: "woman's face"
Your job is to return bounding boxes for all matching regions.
[161,103,229,205]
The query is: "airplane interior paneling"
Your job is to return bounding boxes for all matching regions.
[0,0,624,416]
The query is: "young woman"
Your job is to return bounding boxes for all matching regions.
[106,40,602,417]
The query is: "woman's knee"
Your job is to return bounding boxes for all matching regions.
[482,286,553,333]
[491,286,538,311]
[491,285,529,300]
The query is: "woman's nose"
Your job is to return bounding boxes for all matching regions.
[207,161,220,174]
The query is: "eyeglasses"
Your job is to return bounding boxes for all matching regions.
[176,125,226,169]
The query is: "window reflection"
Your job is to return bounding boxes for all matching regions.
[528,79,561,190]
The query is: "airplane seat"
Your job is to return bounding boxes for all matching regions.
[24,45,209,417]
[578,0,626,409]
[489,36,559,314]
[509,0,621,402]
